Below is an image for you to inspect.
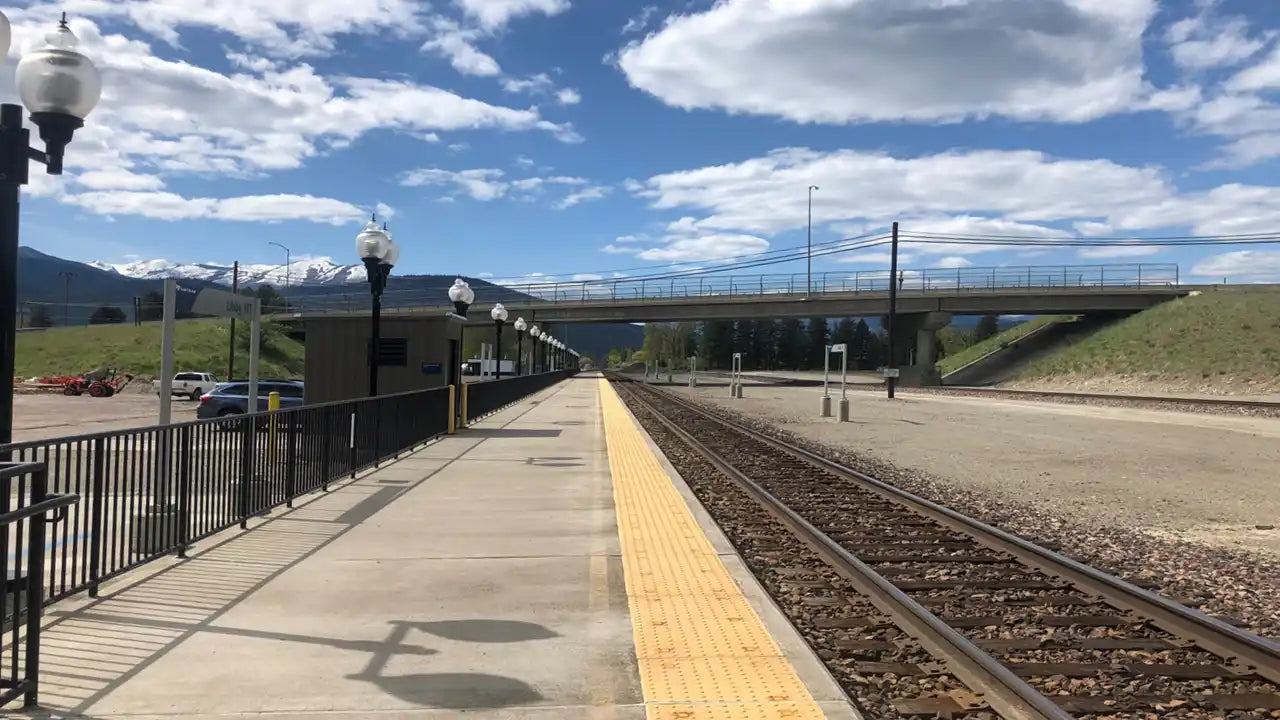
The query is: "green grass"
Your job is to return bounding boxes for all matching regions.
[15,318,305,381]
[1014,287,1280,391]
[938,316,1067,375]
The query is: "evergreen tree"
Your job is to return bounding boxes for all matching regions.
[832,317,856,348]
[750,319,776,369]
[139,290,164,322]
[805,317,830,370]
[90,305,126,324]
[774,318,806,370]
[974,314,1001,342]
[29,304,54,328]
[700,321,735,369]
[851,319,873,369]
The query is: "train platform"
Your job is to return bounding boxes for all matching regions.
[14,373,857,720]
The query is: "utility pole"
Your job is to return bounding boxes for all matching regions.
[268,241,290,311]
[227,261,239,379]
[886,222,899,399]
[807,185,818,295]
[59,270,73,326]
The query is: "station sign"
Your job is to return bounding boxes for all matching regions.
[831,343,847,353]
[190,287,259,320]
[883,368,901,378]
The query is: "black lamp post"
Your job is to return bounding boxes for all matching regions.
[355,217,396,397]
[513,317,527,376]
[490,303,508,378]
[449,278,474,317]
[529,325,540,373]
[0,12,102,448]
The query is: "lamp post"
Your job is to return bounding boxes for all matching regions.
[807,184,819,295]
[1,12,102,447]
[513,317,527,376]
[529,325,541,373]
[449,278,474,317]
[490,303,508,378]
[355,216,396,397]
[268,240,290,311]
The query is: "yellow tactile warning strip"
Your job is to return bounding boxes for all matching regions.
[598,378,828,720]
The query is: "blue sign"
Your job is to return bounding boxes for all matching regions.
[421,362,443,375]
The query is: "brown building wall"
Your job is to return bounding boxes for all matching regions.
[304,315,462,404]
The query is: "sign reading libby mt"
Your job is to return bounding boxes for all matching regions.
[189,286,259,320]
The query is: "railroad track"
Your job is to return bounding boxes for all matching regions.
[609,374,1280,719]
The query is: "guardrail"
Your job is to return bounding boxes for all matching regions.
[1,462,79,709]
[286,263,1182,315]
[464,370,578,424]
[0,387,453,616]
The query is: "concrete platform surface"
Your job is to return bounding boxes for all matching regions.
[12,374,855,720]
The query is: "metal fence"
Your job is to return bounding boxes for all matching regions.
[284,263,1182,315]
[0,387,452,609]
[464,370,578,424]
[1,462,78,709]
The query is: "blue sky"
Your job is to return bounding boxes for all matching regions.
[9,0,1280,285]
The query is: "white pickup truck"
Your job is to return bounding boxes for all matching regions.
[156,372,219,400]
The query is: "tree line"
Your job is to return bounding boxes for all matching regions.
[605,314,1003,372]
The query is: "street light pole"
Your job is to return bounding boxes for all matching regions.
[0,12,102,448]
[886,221,899,400]
[807,185,818,295]
[268,241,290,311]
[59,270,73,326]
[355,216,396,397]
[490,303,508,378]
[514,317,527,376]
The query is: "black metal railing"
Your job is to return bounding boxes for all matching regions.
[465,370,578,424]
[2,462,78,709]
[0,387,452,610]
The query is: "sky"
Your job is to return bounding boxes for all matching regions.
[9,0,1280,286]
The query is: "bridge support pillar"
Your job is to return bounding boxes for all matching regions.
[893,311,951,387]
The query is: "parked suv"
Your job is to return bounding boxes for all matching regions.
[196,379,306,421]
[157,372,218,400]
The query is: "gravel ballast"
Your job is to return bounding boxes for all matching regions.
[670,382,1280,639]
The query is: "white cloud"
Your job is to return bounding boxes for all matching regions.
[1165,9,1271,71]
[64,192,366,223]
[633,147,1170,237]
[617,0,1167,125]
[1227,44,1280,93]
[0,15,582,223]
[631,146,1280,261]
[636,234,770,262]
[1191,250,1280,279]
[556,88,582,105]
[375,201,397,220]
[515,155,536,167]
[400,168,510,201]
[839,251,912,265]
[421,17,502,76]
[935,256,974,269]
[400,168,591,204]
[454,0,570,31]
[622,6,658,35]
[19,0,426,57]
[75,168,166,191]
[556,186,611,209]
[1077,245,1160,259]
[502,73,556,94]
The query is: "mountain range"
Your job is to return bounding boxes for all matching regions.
[88,256,366,287]
[16,246,644,362]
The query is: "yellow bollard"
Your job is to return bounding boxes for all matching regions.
[460,382,469,428]
[448,385,457,435]
[268,391,280,457]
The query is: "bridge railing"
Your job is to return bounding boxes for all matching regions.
[288,263,1180,315]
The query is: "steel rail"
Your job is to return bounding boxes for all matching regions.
[624,377,1280,687]
[616,380,1074,720]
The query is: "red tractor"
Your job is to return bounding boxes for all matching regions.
[60,368,134,397]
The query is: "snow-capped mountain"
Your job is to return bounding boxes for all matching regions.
[89,257,367,287]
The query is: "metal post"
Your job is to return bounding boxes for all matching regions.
[23,467,48,708]
[88,437,105,596]
[369,284,381,396]
[516,330,523,376]
[248,310,260,415]
[806,185,817,296]
[820,344,832,417]
[228,261,238,379]
[886,221,899,399]
[0,104,25,451]
[837,344,849,422]
[176,425,192,557]
[159,278,177,426]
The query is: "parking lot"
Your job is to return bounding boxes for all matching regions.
[11,391,199,443]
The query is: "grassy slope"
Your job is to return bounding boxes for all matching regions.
[938,316,1066,375]
[15,319,305,380]
[1012,287,1280,394]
